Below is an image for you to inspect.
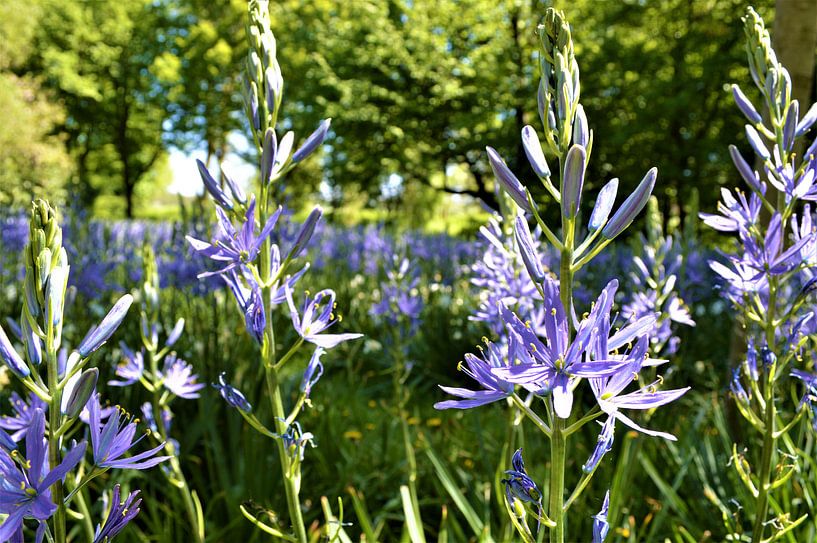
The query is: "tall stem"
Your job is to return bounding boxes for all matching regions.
[548,200,574,542]
[259,184,308,543]
[548,415,566,543]
[46,339,66,543]
[149,351,203,543]
[752,282,778,542]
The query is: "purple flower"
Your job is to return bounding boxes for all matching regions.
[589,337,689,440]
[222,270,266,344]
[300,348,325,397]
[0,409,86,541]
[186,197,281,277]
[435,342,514,410]
[93,484,142,543]
[212,373,252,412]
[582,416,615,473]
[766,155,817,202]
[501,449,542,512]
[109,343,145,387]
[741,212,809,276]
[0,393,48,442]
[699,188,762,232]
[286,288,363,349]
[160,354,205,399]
[592,491,610,543]
[276,421,315,462]
[493,279,626,418]
[87,394,170,470]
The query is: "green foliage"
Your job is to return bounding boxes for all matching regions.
[0,0,71,205]
[30,0,172,216]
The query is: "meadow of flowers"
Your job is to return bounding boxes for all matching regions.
[2,3,817,542]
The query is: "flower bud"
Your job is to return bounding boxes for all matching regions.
[0,324,28,378]
[78,294,133,358]
[745,125,770,161]
[521,125,550,178]
[292,119,331,163]
[731,84,762,123]
[588,178,619,232]
[602,167,657,240]
[213,373,252,412]
[248,81,261,132]
[486,147,532,212]
[514,216,545,282]
[165,318,185,348]
[21,318,41,367]
[45,265,68,329]
[63,368,98,418]
[223,169,247,205]
[783,100,798,151]
[728,145,763,193]
[274,131,294,171]
[573,104,589,147]
[261,128,276,184]
[196,159,233,210]
[796,102,817,137]
[288,207,322,260]
[264,65,283,113]
[561,144,586,218]
[582,416,615,473]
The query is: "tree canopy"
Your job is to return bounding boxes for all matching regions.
[4,0,807,225]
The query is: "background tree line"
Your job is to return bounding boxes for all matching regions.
[4,0,812,230]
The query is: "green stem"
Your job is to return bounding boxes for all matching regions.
[74,488,95,542]
[46,339,66,543]
[148,351,204,543]
[259,183,308,543]
[752,281,778,542]
[265,367,308,543]
[511,394,551,436]
[548,415,566,543]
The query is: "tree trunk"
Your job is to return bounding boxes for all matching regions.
[773,0,817,108]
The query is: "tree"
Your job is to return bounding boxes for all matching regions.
[268,0,543,211]
[32,0,172,217]
[0,0,71,206]
[156,0,247,169]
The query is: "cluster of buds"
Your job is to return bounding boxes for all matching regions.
[242,0,331,191]
[245,0,283,142]
[537,9,587,157]
[23,200,69,367]
[138,245,185,352]
[0,201,132,410]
